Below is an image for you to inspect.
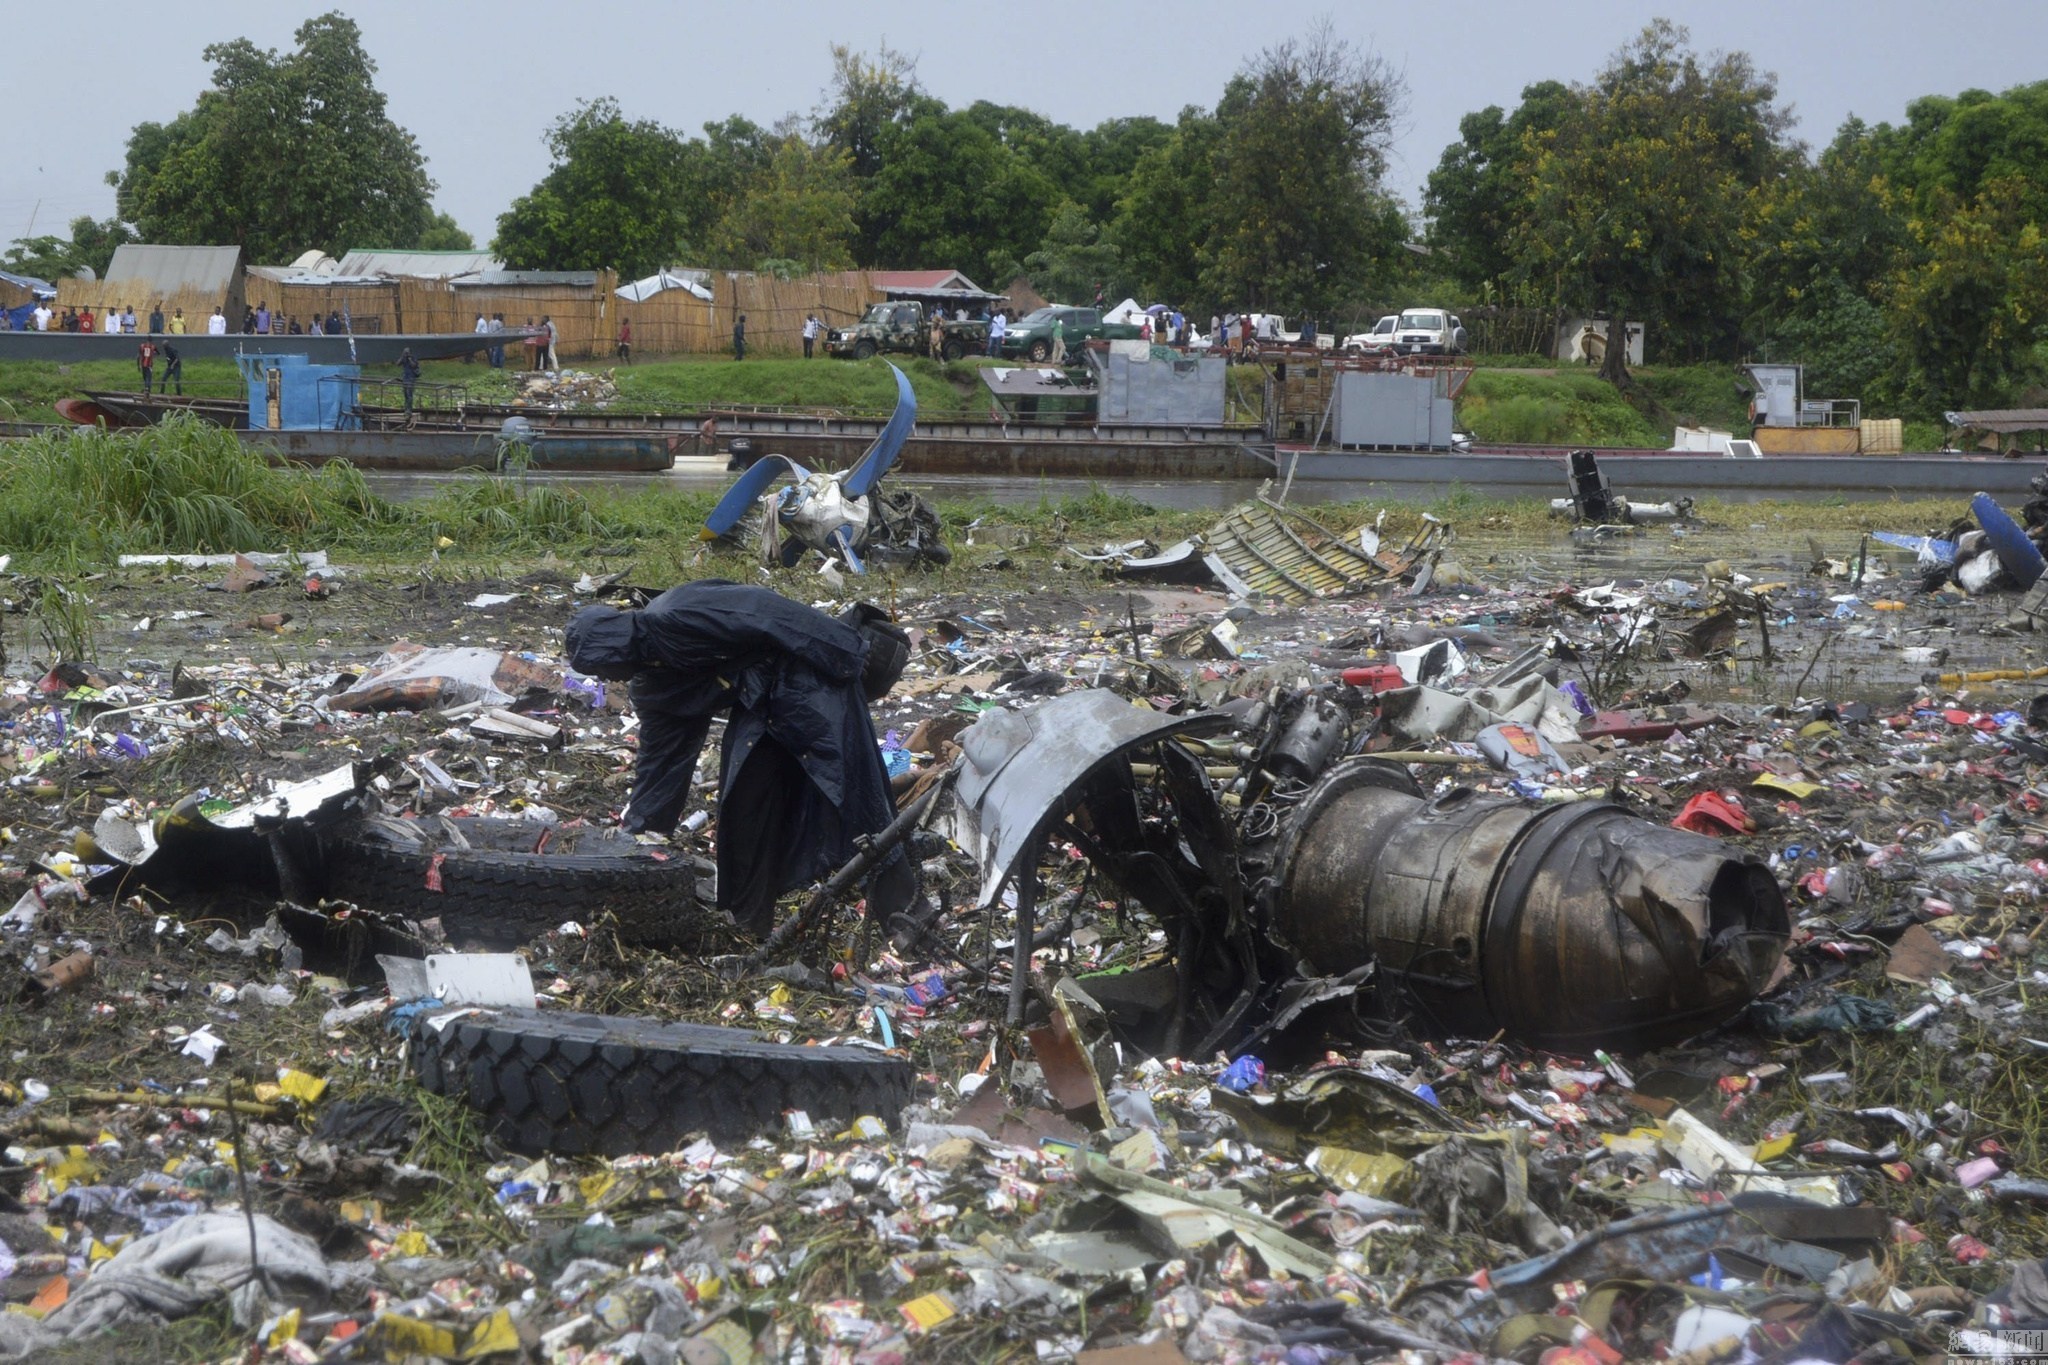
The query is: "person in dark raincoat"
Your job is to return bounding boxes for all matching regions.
[565,581,916,936]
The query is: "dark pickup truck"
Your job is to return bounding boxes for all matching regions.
[827,301,988,361]
[998,306,1144,362]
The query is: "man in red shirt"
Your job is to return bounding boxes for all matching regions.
[137,339,158,395]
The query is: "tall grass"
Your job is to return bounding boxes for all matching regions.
[0,416,401,554]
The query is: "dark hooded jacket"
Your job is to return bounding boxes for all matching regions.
[565,581,898,931]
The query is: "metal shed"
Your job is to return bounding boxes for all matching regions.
[1087,344,1226,425]
[1332,370,1457,449]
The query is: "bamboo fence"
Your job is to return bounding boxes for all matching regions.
[53,267,891,358]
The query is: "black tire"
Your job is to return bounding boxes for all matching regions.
[940,336,965,362]
[852,339,877,360]
[411,1007,915,1155]
[320,817,713,950]
[1026,338,1051,362]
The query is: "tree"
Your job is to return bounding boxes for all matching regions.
[413,211,474,252]
[860,99,1059,279]
[1198,20,1409,319]
[1423,81,1573,293]
[1886,177,2048,407]
[1513,22,1795,380]
[1111,110,1220,307]
[3,215,134,281]
[704,124,858,272]
[111,13,434,260]
[1020,203,1127,304]
[494,99,698,278]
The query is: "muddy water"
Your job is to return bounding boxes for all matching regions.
[360,460,1916,511]
[1452,518,2047,704]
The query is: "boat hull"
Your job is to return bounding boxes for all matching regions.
[1275,446,2045,496]
[239,428,677,473]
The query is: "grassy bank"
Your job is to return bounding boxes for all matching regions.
[0,419,1976,575]
[0,352,996,425]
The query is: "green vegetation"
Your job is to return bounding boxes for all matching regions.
[0,420,400,556]
[1631,363,1755,436]
[1457,369,1659,446]
[0,422,1974,577]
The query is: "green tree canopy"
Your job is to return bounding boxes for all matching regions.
[704,124,858,273]
[413,211,475,252]
[1019,202,1128,304]
[1197,22,1408,320]
[1513,21,1795,378]
[1423,81,1573,295]
[860,98,1059,279]
[494,99,702,278]
[110,12,435,261]
[3,215,135,282]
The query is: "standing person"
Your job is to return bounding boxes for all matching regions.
[801,312,820,359]
[541,314,559,370]
[106,307,124,334]
[1238,313,1254,357]
[488,313,505,368]
[209,306,228,335]
[326,308,342,335]
[148,302,164,334]
[1210,314,1223,349]
[121,305,138,333]
[241,307,256,334]
[137,337,157,395]
[1049,316,1067,365]
[77,307,93,334]
[522,318,542,372]
[928,312,945,361]
[160,342,183,396]
[31,300,50,331]
[309,315,323,335]
[987,308,1007,357]
[398,348,420,414]
[469,312,487,364]
[563,583,920,939]
[732,313,746,361]
[169,308,186,334]
[616,316,632,365]
[254,301,270,334]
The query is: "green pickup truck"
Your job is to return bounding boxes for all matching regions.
[998,305,1144,361]
[827,301,989,361]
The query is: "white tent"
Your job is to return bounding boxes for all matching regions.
[1103,297,1147,324]
[617,268,714,303]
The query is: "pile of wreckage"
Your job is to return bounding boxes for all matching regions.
[5,485,2048,1362]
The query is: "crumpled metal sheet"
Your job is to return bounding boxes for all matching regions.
[1201,499,1445,605]
[949,690,1231,908]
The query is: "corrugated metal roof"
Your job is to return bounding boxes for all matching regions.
[334,249,500,280]
[0,269,56,298]
[1947,409,2048,433]
[459,270,597,287]
[871,269,990,295]
[102,244,245,293]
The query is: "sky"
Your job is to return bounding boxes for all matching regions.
[8,0,2047,259]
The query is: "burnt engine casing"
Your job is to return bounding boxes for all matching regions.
[1268,759,1789,1052]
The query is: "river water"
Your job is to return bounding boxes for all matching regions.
[360,454,1917,509]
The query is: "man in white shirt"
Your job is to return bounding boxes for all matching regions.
[987,309,1007,358]
[31,303,50,331]
[105,308,123,333]
[802,313,820,359]
[207,307,228,336]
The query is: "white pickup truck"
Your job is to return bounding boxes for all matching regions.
[1343,315,1398,354]
[1392,307,1468,356]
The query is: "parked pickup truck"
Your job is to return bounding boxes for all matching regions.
[828,301,988,361]
[999,305,1144,362]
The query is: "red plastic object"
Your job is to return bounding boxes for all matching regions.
[1340,664,1407,693]
[1672,792,1753,835]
